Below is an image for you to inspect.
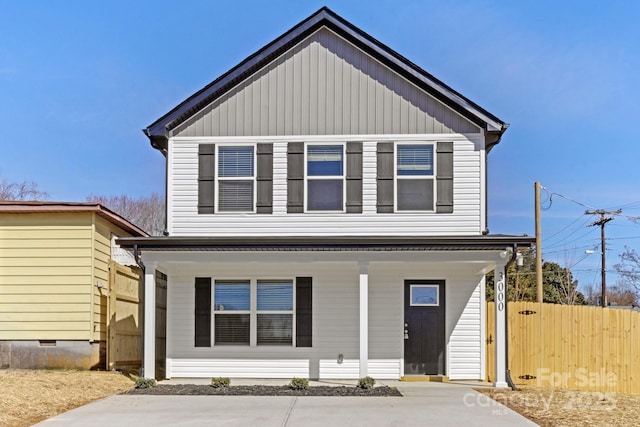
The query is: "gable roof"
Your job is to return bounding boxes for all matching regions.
[144,6,508,153]
[0,201,148,237]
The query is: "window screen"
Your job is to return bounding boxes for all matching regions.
[257,281,293,346]
[397,144,435,211]
[307,145,344,211]
[218,146,254,212]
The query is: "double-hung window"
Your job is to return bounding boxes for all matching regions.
[213,279,294,346]
[396,144,435,211]
[257,281,293,345]
[214,280,251,345]
[217,146,255,212]
[306,145,344,211]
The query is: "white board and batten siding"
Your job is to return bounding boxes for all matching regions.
[168,137,483,237]
[162,260,483,380]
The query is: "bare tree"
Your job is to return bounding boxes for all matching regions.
[0,179,48,200]
[614,246,640,293]
[86,193,165,236]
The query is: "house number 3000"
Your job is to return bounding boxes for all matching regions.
[496,275,505,312]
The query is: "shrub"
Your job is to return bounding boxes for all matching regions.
[135,377,157,389]
[357,376,375,389]
[211,377,231,388]
[289,377,309,390]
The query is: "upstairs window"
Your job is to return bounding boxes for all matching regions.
[306,145,344,211]
[396,144,434,211]
[217,146,255,212]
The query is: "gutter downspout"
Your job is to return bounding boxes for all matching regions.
[504,244,519,391]
[133,244,146,377]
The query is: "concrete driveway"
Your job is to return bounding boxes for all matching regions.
[34,381,537,426]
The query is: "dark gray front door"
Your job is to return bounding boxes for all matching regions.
[404,280,445,375]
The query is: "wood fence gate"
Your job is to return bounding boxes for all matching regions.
[108,261,142,373]
[487,301,640,394]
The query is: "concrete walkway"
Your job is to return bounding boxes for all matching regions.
[35,380,537,427]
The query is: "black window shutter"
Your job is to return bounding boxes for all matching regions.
[256,143,273,214]
[287,142,304,213]
[296,277,312,347]
[346,142,363,213]
[376,142,394,213]
[436,141,454,213]
[194,277,211,347]
[198,144,215,214]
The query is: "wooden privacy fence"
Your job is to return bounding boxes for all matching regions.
[108,261,142,373]
[487,302,640,394]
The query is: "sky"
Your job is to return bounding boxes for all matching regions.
[2,0,639,293]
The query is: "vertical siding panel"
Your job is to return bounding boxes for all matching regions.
[218,96,229,136]
[392,74,401,133]
[268,66,277,135]
[335,39,346,134]
[276,57,286,135]
[243,82,253,136]
[308,38,318,134]
[320,31,331,134]
[203,105,212,136]
[350,49,360,134]
[322,32,336,135]
[210,100,220,136]
[251,74,261,135]
[292,44,302,135]
[300,41,310,134]
[259,70,269,135]
[374,63,384,134]
[284,51,294,135]
[400,80,410,134]
[408,85,417,134]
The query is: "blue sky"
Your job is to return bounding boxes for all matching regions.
[2,0,639,292]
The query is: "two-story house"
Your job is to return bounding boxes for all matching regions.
[119,7,533,386]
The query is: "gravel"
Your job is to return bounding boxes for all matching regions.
[125,384,402,397]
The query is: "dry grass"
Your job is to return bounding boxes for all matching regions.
[3,370,640,426]
[477,385,640,426]
[0,369,134,427]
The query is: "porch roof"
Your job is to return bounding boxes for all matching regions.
[117,235,534,252]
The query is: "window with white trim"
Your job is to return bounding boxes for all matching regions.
[213,279,294,346]
[306,144,344,211]
[217,146,255,212]
[396,144,434,211]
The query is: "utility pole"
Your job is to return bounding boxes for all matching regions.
[535,182,543,303]
[585,209,621,307]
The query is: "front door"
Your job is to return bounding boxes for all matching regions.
[404,280,445,375]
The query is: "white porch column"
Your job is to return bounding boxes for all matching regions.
[359,262,369,378]
[494,259,508,388]
[143,263,156,380]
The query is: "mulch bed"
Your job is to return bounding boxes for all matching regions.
[124,384,402,397]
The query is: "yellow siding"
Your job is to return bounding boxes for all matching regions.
[0,213,93,340]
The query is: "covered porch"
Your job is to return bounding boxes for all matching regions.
[118,236,533,388]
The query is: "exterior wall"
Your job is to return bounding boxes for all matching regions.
[168,136,483,236]
[173,28,480,138]
[164,259,484,380]
[0,213,94,341]
[0,211,140,369]
[0,340,101,370]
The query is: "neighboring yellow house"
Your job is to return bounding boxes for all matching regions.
[0,202,148,369]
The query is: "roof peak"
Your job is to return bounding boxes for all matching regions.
[144,7,507,153]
